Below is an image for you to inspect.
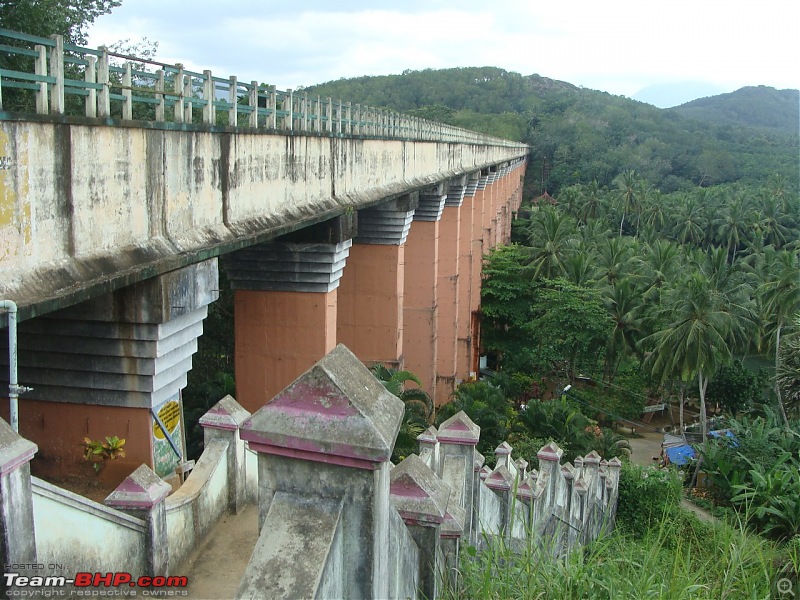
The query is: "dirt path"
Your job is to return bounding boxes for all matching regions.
[626,429,664,466]
[178,503,259,599]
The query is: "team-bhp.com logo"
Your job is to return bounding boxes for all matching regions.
[4,572,188,597]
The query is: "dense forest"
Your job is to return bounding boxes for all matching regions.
[305,67,799,195]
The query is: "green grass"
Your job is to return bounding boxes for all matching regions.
[442,504,792,599]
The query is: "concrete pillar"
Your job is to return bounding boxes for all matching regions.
[0,260,219,483]
[435,178,464,406]
[105,464,171,576]
[417,425,439,474]
[390,454,450,600]
[239,344,404,599]
[198,394,250,513]
[471,451,485,547]
[338,194,417,369]
[436,410,479,543]
[468,171,491,379]
[456,172,479,381]
[403,185,446,399]
[223,237,352,412]
[0,417,37,568]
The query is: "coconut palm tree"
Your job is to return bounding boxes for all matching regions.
[524,206,577,279]
[614,170,640,237]
[760,250,800,426]
[643,269,754,442]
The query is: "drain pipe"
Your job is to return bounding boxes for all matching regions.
[1,300,31,432]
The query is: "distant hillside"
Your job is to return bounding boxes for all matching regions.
[671,86,799,134]
[306,69,799,195]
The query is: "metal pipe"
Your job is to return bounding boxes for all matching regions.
[1,300,19,431]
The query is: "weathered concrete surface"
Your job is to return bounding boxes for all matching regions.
[0,120,527,321]
[236,492,343,599]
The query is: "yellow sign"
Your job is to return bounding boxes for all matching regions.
[153,400,181,440]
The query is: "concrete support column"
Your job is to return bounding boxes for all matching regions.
[106,464,171,576]
[403,185,446,398]
[223,239,351,412]
[338,195,417,369]
[456,173,479,381]
[390,454,450,600]
[0,260,219,483]
[0,418,37,568]
[435,178,465,406]
[198,394,251,513]
[239,345,404,598]
[462,171,489,379]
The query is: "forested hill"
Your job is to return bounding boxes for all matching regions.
[304,67,798,195]
[671,86,800,134]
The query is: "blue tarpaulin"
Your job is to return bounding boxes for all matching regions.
[665,444,695,465]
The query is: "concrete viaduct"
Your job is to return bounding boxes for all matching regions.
[0,30,528,486]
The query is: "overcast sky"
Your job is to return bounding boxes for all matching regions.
[87,0,800,108]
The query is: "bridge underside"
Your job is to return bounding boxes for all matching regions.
[0,117,527,487]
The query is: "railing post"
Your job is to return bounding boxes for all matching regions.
[268,85,277,129]
[122,62,133,120]
[228,75,238,127]
[84,55,96,117]
[326,97,332,134]
[315,94,321,132]
[345,101,352,135]
[173,65,184,123]
[48,35,64,114]
[183,71,193,123]
[155,69,165,121]
[301,91,308,131]
[248,80,258,128]
[202,69,214,124]
[31,44,49,114]
[97,46,110,117]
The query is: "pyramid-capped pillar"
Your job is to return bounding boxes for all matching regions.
[474,451,485,473]
[494,441,517,479]
[440,497,466,591]
[241,344,404,599]
[485,464,515,537]
[198,395,251,513]
[106,464,171,576]
[479,465,491,480]
[516,479,533,504]
[417,426,439,472]
[582,451,602,502]
[437,410,479,540]
[515,457,529,478]
[437,411,480,446]
[390,454,450,526]
[390,454,449,600]
[0,418,37,566]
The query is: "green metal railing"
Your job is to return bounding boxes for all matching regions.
[0,28,527,148]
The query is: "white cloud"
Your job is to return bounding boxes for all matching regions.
[86,0,800,98]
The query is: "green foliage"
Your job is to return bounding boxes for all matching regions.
[481,244,612,379]
[699,409,800,540]
[82,436,126,472]
[0,0,122,45]
[369,365,434,463]
[446,496,780,599]
[707,360,767,415]
[616,463,683,537]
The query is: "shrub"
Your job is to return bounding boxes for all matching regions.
[616,462,682,537]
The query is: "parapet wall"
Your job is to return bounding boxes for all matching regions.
[0,346,618,598]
